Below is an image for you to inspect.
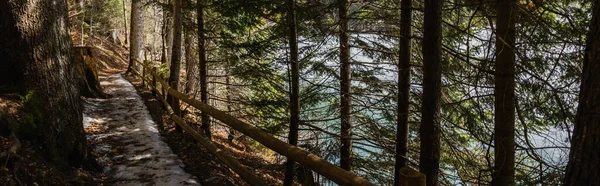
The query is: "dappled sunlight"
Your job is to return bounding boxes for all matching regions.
[83,72,198,185]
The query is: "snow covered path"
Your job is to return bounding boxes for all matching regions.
[83,72,199,186]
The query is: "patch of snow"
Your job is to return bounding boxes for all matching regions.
[83,73,199,186]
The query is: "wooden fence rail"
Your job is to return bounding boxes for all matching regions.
[131,59,377,186]
[130,66,266,186]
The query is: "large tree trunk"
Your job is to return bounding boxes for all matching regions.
[127,0,145,73]
[167,0,183,132]
[420,0,442,185]
[395,0,412,184]
[492,0,516,185]
[338,0,353,171]
[0,0,88,166]
[184,27,197,94]
[283,0,300,184]
[198,0,211,138]
[564,1,600,185]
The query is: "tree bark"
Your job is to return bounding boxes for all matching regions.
[492,0,516,185]
[75,47,106,98]
[0,0,88,166]
[226,68,237,140]
[89,3,94,44]
[395,0,412,185]
[284,0,300,185]
[184,27,197,94]
[564,1,600,185]
[167,0,183,132]
[80,0,85,46]
[127,0,145,73]
[161,0,173,65]
[197,0,211,138]
[122,0,128,45]
[420,0,442,185]
[339,0,353,171]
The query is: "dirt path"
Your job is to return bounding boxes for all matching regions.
[82,72,199,186]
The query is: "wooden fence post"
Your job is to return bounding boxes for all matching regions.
[152,67,157,97]
[141,60,147,86]
[399,166,426,186]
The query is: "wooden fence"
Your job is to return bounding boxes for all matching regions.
[131,59,377,186]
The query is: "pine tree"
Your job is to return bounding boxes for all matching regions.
[284,0,300,184]
[395,0,412,183]
[339,0,353,171]
[492,0,516,185]
[0,0,89,166]
[167,0,183,133]
[420,0,443,185]
[564,1,600,185]
[127,0,145,73]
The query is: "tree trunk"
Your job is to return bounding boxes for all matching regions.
[184,27,197,94]
[492,0,516,185]
[80,0,85,46]
[122,0,128,45]
[162,0,173,66]
[338,0,353,171]
[564,1,600,185]
[167,0,183,132]
[395,0,412,185]
[74,47,106,98]
[283,0,300,185]
[420,0,442,185]
[0,0,88,166]
[198,0,211,138]
[89,3,94,45]
[225,68,237,140]
[127,0,145,73]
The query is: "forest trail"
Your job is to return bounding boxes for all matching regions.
[82,72,199,186]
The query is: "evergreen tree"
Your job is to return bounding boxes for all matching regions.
[564,1,600,184]
[420,0,443,185]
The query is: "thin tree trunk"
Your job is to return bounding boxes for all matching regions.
[184,27,197,94]
[564,1,600,185]
[197,0,211,138]
[492,0,516,185]
[339,0,352,171]
[226,68,237,140]
[80,0,85,46]
[420,0,442,185]
[167,0,182,132]
[89,3,94,45]
[122,0,128,45]
[127,0,144,73]
[395,0,412,184]
[161,0,168,64]
[151,7,158,61]
[283,0,300,185]
[162,0,173,65]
